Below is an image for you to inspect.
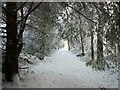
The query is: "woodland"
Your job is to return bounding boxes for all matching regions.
[0,2,120,88]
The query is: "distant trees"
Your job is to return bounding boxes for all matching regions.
[23,3,61,59]
[86,2,119,70]
[58,2,119,70]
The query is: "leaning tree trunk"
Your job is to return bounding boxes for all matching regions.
[17,3,33,58]
[4,2,18,81]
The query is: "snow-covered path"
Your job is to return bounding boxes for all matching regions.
[3,48,118,88]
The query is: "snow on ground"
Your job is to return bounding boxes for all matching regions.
[3,46,118,88]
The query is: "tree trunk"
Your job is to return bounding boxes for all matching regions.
[16,3,33,58]
[97,23,104,70]
[80,30,85,55]
[79,16,85,55]
[117,41,120,53]
[16,6,24,58]
[4,2,18,81]
[68,39,70,50]
[91,28,94,60]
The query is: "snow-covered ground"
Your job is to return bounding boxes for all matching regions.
[2,46,118,88]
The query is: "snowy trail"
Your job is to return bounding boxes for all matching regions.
[20,48,118,88]
[3,48,118,88]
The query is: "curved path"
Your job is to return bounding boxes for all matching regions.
[27,49,118,88]
[3,48,118,88]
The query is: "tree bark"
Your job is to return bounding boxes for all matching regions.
[68,39,70,50]
[79,17,85,55]
[80,30,85,55]
[91,28,94,60]
[4,2,18,81]
[97,23,104,69]
[117,41,120,53]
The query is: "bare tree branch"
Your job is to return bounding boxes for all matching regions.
[90,2,109,16]
[2,18,7,23]
[19,67,28,69]
[2,6,7,14]
[16,2,27,12]
[16,2,42,24]
[60,3,97,24]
